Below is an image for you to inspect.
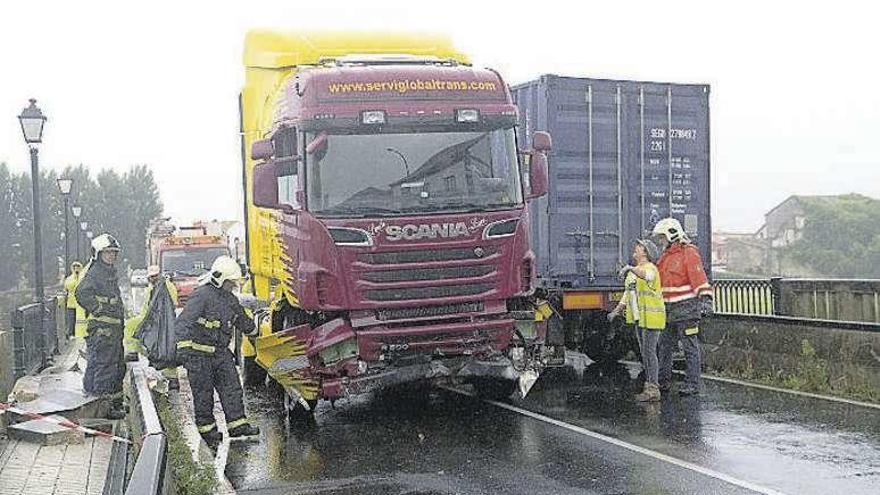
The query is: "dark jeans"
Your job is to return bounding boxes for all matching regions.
[66,308,76,337]
[183,350,247,433]
[658,325,701,388]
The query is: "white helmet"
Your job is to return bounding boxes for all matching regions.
[91,233,121,259]
[207,255,243,287]
[652,217,686,243]
[147,265,161,277]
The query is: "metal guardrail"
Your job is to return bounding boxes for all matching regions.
[10,297,61,379]
[713,278,775,316]
[713,277,880,324]
[125,365,167,495]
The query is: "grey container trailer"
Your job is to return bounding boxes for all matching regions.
[512,75,711,360]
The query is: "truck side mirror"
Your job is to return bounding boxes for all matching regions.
[253,162,280,209]
[525,131,550,200]
[532,131,552,152]
[526,152,549,200]
[251,139,273,161]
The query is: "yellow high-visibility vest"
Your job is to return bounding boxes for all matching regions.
[64,272,81,309]
[624,263,666,330]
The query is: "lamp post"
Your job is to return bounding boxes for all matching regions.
[18,99,48,304]
[71,206,82,261]
[57,178,73,274]
[80,221,89,259]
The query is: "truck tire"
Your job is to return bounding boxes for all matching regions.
[242,355,267,388]
[567,310,635,363]
[471,377,517,401]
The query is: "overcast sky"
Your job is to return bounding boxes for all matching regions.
[1,0,878,232]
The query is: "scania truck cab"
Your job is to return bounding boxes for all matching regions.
[240,32,556,417]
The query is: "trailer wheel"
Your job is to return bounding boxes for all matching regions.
[242,355,267,388]
[567,310,635,363]
[471,378,517,401]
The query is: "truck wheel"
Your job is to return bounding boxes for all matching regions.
[577,312,634,363]
[471,378,517,401]
[242,355,267,388]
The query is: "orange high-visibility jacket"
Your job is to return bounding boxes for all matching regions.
[656,242,711,304]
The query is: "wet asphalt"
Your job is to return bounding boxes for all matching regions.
[222,360,880,495]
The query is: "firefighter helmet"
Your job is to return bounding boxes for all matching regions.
[652,217,686,244]
[207,256,243,287]
[90,233,121,259]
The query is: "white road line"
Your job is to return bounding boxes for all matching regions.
[619,360,880,411]
[442,386,787,495]
[693,373,880,410]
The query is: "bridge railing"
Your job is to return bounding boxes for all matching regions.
[713,277,880,324]
[713,279,775,315]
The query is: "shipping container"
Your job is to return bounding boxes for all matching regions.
[512,75,711,360]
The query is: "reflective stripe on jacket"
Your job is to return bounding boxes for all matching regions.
[657,242,711,324]
[623,263,666,330]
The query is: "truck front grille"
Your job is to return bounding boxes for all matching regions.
[358,246,497,265]
[362,265,494,283]
[376,302,485,321]
[364,283,494,302]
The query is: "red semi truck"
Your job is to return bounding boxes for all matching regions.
[240,32,559,416]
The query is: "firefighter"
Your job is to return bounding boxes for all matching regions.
[75,233,126,419]
[652,218,713,396]
[63,261,84,337]
[175,255,259,447]
[608,239,665,402]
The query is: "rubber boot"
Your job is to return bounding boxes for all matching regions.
[228,423,260,438]
[635,382,661,402]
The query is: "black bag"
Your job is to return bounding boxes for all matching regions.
[134,281,179,369]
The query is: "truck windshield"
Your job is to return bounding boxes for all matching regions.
[160,247,229,276]
[305,128,523,216]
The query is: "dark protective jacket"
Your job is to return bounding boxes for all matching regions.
[175,284,255,355]
[75,260,124,335]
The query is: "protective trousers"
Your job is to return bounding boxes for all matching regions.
[83,331,125,396]
[66,308,76,337]
[636,327,661,385]
[183,350,248,435]
[658,326,701,389]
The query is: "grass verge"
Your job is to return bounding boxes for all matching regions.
[709,339,880,404]
[155,395,217,495]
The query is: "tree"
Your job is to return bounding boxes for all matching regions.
[0,163,164,292]
[786,194,880,278]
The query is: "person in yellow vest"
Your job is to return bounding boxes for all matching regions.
[63,262,84,337]
[608,239,666,402]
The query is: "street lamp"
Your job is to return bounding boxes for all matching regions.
[18,99,48,304]
[57,178,73,274]
[71,206,82,261]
